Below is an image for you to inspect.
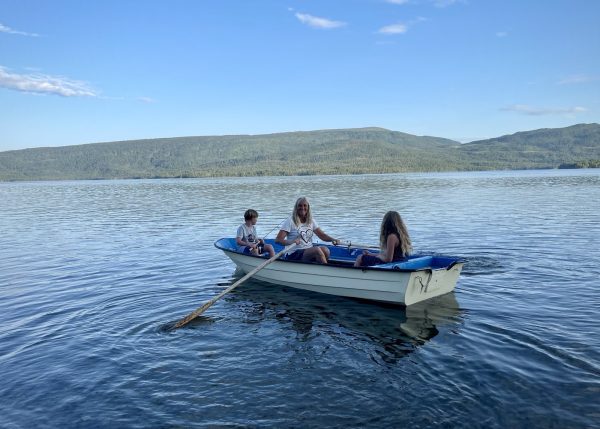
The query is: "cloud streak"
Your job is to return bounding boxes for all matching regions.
[378,23,408,34]
[501,104,587,116]
[557,74,600,85]
[137,96,156,104]
[0,23,40,37]
[0,66,97,97]
[295,13,346,29]
[378,17,426,35]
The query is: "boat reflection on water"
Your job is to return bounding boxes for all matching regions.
[400,294,462,341]
[224,270,464,364]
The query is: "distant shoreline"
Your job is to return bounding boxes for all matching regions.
[2,166,599,184]
[1,124,598,182]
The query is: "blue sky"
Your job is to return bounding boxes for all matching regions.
[1,0,599,151]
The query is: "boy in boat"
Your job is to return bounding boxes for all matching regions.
[236,209,275,258]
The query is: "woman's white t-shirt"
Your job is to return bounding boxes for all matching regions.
[280,217,319,251]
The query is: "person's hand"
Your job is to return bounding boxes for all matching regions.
[331,238,339,246]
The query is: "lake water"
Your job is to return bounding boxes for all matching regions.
[1,170,599,428]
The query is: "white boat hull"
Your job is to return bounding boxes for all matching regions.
[222,246,463,306]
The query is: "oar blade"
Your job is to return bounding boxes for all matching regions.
[170,244,295,330]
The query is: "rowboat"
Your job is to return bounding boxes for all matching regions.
[214,238,465,305]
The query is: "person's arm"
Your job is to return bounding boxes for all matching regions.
[236,227,256,248]
[235,226,245,246]
[275,230,287,245]
[276,229,301,246]
[236,236,257,248]
[314,227,339,245]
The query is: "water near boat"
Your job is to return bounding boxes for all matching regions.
[1,170,599,428]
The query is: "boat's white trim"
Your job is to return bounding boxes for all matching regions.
[221,248,463,305]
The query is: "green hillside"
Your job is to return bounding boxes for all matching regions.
[0,124,599,181]
[456,123,600,170]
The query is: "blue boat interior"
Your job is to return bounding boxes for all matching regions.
[214,238,462,272]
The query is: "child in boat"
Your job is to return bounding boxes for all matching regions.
[354,211,412,267]
[275,197,339,264]
[236,209,275,258]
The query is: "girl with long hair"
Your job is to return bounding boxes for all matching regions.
[354,211,412,267]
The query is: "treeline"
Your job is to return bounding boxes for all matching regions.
[559,160,600,169]
[457,123,600,170]
[1,124,599,181]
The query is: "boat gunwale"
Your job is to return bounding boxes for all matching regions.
[214,239,464,273]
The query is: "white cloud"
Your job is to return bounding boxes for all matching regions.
[501,104,587,116]
[378,23,408,34]
[378,17,425,35]
[0,66,97,97]
[137,96,156,104]
[386,0,410,4]
[496,31,508,37]
[0,23,40,37]
[295,13,346,29]
[557,74,600,85]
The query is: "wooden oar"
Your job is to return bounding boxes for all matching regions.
[171,244,296,330]
[336,240,380,250]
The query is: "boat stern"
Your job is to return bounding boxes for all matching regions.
[403,261,464,305]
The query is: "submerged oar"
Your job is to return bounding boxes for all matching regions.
[171,244,296,330]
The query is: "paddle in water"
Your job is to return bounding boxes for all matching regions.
[171,244,296,330]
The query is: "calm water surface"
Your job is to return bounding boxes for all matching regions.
[1,170,599,428]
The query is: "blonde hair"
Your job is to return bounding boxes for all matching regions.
[292,197,313,226]
[380,211,412,257]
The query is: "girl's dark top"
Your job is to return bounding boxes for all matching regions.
[359,233,406,267]
[389,233,406,261]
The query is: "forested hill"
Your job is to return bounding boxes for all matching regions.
[457,123,600,170]
[1,124,599,181]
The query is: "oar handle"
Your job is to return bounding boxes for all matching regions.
[172,243,297,329]
[336,240,380,250]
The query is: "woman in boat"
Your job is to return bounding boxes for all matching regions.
[354,210,412,267]
[276,197,339,264]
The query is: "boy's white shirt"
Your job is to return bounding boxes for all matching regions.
[236,224,258,248]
